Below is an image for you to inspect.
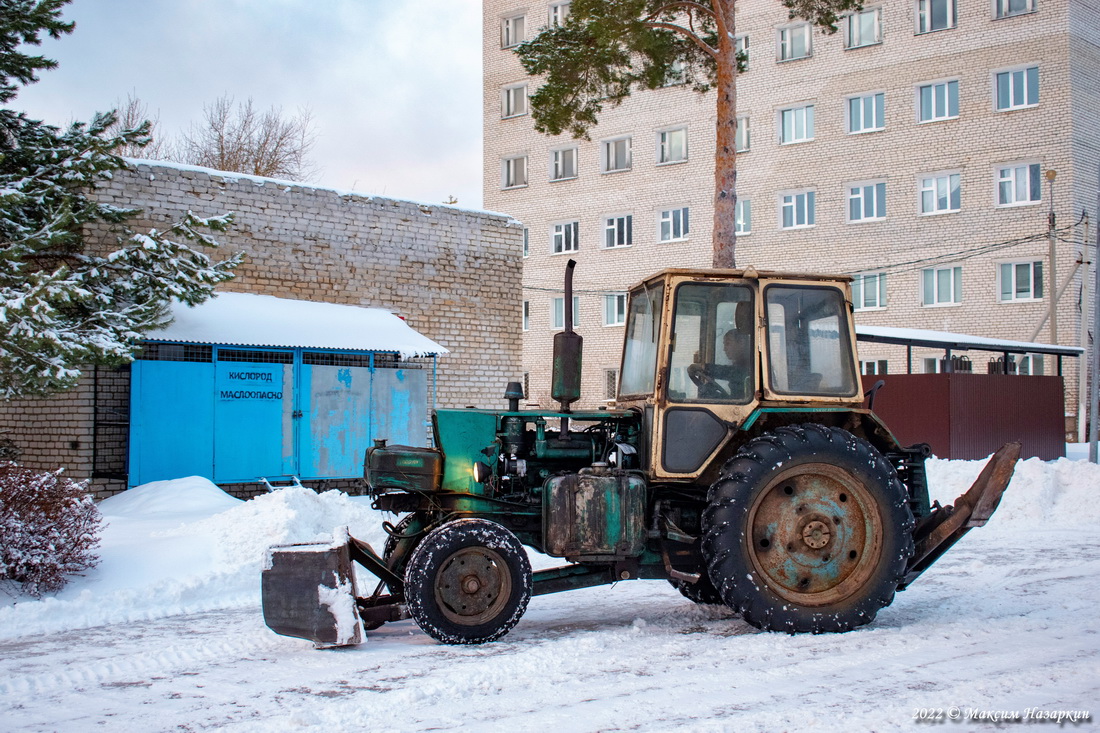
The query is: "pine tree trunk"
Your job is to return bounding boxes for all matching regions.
[712,0,738,269]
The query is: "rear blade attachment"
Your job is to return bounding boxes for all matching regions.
[899,442,1021,589]
[262,526,364,648]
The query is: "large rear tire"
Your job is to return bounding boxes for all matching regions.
[669,575,725,605]
[702,424,913,633]
[405,518,532,644]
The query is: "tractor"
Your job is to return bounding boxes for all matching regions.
[261,262,1019,647]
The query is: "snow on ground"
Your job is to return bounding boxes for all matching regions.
[1,456,1097,731]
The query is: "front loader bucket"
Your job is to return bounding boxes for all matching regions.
[261,526,364,648]
[900,442,1021,589]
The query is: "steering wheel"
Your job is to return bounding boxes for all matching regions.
[688,364,729,399]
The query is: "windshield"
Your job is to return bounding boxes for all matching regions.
[764,285,858,397]
[619,283,664,397]
[666,282,755,404]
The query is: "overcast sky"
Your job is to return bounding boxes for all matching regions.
[13,0,485,208]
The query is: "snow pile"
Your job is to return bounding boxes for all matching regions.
[0,478,390,640]
[927,456,1100,530]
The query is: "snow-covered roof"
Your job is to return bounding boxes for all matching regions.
[145,292,448,357]
[856,325,1084,357]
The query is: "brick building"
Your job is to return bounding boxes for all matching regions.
[0,161,524,496]
[484,0,1098,437]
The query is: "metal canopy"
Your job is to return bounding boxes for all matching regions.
[855,325,1084,358]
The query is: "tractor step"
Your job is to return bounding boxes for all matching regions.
[899,442,1021,589]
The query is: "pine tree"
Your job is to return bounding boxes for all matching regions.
[516,0,860,268]
[0,0,242,397]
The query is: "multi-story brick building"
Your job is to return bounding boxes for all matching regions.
[484,0,1099,437]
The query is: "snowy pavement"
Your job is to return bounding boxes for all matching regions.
[1,457,1097,731]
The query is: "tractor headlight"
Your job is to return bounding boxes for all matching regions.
[472,461,491,484]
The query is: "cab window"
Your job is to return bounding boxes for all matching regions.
[666,283,754,403]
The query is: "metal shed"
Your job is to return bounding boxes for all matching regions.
[128,293,446,487]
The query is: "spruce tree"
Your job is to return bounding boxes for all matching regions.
[0,0,241,397]
[517,0,860,268]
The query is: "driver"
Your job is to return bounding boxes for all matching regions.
[687,326,752,398]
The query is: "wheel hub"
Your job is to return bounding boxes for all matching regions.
[800,519,831,549]
[435,547,511,626]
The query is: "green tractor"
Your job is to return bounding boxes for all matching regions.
[261,262,1019,647]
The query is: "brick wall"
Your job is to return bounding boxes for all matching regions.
[0,163,524,497]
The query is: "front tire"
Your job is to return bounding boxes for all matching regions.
[702,424,913,633]
[404,518,532,644]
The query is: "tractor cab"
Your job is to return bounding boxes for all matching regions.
[616,269,864,481]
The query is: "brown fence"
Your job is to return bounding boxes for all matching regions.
[862,373,1065,460]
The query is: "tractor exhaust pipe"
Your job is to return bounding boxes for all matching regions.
[552,259,583,434]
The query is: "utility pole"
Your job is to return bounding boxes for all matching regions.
[1091,166,1099,463]
[1046,169,1058,345]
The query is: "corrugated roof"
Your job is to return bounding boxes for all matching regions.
[145,292,448,358]
[856,325,1084,357]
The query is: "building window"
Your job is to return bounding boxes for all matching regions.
[922,265,963,305]
[663,58,687,86]
[781,190,815,229]
[502,155,527,189]
[849,181,886,222]
[923,357,942,374]
[1018,354,1044,375]
[604,214,633,248]
[861,359,889,375]
[735,199,752,235]
[552,296,580,329]
[659,206,690,242]
[995,0,1034,18]
[848,92,885,133]
[551,147,578,181]
[917,0,955,32]
[918,80,959,122]
[501,14,525,48]
[996,66,1039,111]
[780,104,814,144]
[501,83,527,118]
[658,127,687,164]
[522,227,529,258]
[602,136,632,172]
[604,293,627,326]
[999,260,1043,301]
[552,221,579,253]
[522,300,530,331]
[549,2,571,26]
[736,34,749,69]
[846,8,882,47]
[779,23,812,61]
[851,272,887,310]
[735,116,750,152]
[997,162,1041,206]
[605,369,619,399]
[920,172,961,214]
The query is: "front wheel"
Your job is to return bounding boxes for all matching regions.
[404,518,532,644]
[702,424,913,633]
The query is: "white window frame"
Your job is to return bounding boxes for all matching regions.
[860,359,889,375]
[1017,353,1044,375]
[502,155,528,189]
[917,0,956,33]
[848,180,887,222]
[848,92,885,133]
[501,83,528,118]
[735,116,750,152]
[522,227,529,258]
[735,199,752,235]
[501,13,525,48]
[604,213,633,248]
[659,206,690,242]
[657,127,688,165]
[995,65,1039,111]
[522,300,530,331]
[551,296,581,329]
[778,23,812,61]
[550,146,578,181]
[919,171,961,214]
[917,79,959,123]
[604,293,627,326]
[851,272,887,310]
[921,265,963,306]
[846,8,883,48]
[995,0,1035,18]
[602,136,632,173]
[998,259,1043,302]
[736,34,749,69]
[551,220,580,254]
[663,58,687,86]
[780,190,816,229]
[996,162,1042,207]
[549,1,571,26]
[779,104,815,144]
